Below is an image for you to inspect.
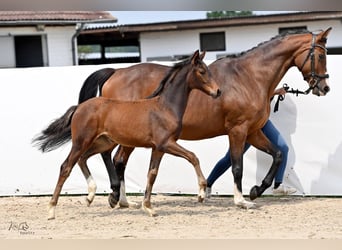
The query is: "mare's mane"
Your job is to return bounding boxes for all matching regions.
[147,57,191,98]
[219,29,313,60]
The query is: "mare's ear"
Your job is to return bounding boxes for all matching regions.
[199,51,206,60]
[319,27,332,43]
[191,50,200,65]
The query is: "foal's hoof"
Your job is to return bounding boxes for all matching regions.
[249,185,260,201]
[108,193,119,208]
[142,203,157,217]
[198,195,204,203]
[86,198,92,207]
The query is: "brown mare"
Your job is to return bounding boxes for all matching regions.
[33,50,221,219]
[76,28,332,210]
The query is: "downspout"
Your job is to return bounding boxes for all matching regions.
[71,23,85,65]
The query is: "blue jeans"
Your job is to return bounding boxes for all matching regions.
[207,120,289,187]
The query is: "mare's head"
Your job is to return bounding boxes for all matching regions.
[187,50,221,98]
[293,27,332,96]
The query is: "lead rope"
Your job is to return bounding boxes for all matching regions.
[273,83,307,112]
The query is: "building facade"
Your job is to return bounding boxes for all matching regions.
[79,11,342,64]
[0,11,116,68]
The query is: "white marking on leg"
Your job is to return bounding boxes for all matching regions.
[47,204,56,220]
[233,184,256,209]
[119,181,139,208]
[233,183,244,204]
[198,186,205,202]
[86,176,97,205]
[141,201,157,217]
[119,180,129,207]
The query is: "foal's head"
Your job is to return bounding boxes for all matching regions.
[293,27,332,96]
[187,50,221,98]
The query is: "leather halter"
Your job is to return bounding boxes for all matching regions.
[298,33,329,94]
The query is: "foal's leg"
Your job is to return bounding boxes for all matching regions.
[142,149,164,216]
[48,147,82,220]
[247,130,282,200]
[161,140,207,202]
[78,156,97,206]
[229,128,256,209]
[112,146,138,208]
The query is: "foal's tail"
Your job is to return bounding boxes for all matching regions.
[78,68,115,104]
[32,105,78,152]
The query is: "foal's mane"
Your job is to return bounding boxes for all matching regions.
[147,57,191,98]
[220,29,313,60]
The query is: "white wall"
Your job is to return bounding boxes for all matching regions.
[0,55,341,197]
[140,20,342,62]
[45,26,75,66]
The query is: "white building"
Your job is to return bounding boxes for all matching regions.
[0,11,116,68]
[80,11,342,63]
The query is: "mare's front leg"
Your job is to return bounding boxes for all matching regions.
[142,149,164,216]
[247,129,282,200]
[162,140,207,202]
[112,146,139,208]
[229,128,256,209]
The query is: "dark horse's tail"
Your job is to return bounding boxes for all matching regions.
[32,105,78,152]
[78,68,115,104]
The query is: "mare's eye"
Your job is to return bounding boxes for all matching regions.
[319,54,325,60]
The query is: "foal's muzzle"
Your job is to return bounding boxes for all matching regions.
[212,88,222,98]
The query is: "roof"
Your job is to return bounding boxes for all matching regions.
[0,11,116,25]
[82,11,342,34]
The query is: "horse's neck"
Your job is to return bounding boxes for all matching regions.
[249,36,309,95]
[159,70,191,120]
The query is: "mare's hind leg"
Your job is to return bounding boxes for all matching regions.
[101,150,121,208]
[161,140,207,202]
[48,146,82,220]
[142,149,164,217]
[112,146,139,208]
[247,130,282,200]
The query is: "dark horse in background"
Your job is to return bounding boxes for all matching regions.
[69,28,332,210]
[33,51,221,219]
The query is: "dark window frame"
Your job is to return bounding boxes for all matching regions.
[200,32,226,52]
[278,26,308,35]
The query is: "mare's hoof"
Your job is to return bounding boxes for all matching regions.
[236,200,256,209]
[119,200,140,209]
[249,185,260,200]
[108,193,119,208]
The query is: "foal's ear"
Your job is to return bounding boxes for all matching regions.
[191,50,200,65]
[199,51,206,60]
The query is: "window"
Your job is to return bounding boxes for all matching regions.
[200,32,226,51]
[278,26,307,35]
[327,47,342,55]
[14,35,48,67]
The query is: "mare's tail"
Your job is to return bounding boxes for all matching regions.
[78,68,115,103]
[32,105,78,152]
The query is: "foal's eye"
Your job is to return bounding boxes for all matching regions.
[199,69,206,75]
[319,54,325,60]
